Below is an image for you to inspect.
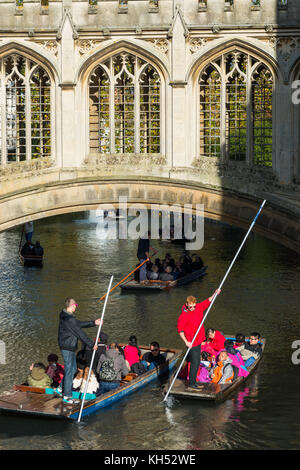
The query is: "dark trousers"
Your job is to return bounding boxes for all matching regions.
[187,345,201,386]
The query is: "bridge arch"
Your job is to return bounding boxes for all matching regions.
[0,175,299,254]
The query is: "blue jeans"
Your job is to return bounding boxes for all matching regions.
[138,259,147,281]
[25,232,33,242]
[61,349,77,398]
[99,381,120,394]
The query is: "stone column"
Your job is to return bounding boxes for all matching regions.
[59,9,78,168]
[169,6,188,169]
[276,81,293,184]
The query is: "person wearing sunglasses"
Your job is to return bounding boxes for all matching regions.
[142,341,166,370]
[177,289,220,390]
[58,297,102,404]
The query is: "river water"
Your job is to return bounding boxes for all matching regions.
[0,212,300,450]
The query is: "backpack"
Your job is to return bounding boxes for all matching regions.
[224,363,239,382]
[98,359,118,382]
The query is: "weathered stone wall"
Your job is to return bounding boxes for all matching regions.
[1,1,299,30]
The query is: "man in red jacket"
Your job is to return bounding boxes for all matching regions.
[177,289,220,389]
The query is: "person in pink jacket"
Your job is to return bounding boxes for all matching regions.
[221,340,249,378]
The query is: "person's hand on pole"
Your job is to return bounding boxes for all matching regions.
[94,318,102,326]
[209,289,221,302]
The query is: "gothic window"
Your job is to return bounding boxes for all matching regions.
[199,65,221,157]
[278,0,287,8]
[199,51,273,167]
[252,65,273,166]
[0,54,51,164]
[30,66,51,160]
[89,66,110,153]
[89,52,161,154]
[225,53,247,161]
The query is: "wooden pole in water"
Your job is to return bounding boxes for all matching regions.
[163,199,267,403]
[77,275,114,423]
[99,250,158,301]
[19,225,24,252]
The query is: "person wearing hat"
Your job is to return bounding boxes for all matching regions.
[58,297,102,404]
[27,363,52,388]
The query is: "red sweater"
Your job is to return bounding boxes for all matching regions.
[207,330,226,352]
[124,345,140,366]
[177,299,211,347]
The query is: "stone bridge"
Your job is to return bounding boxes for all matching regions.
[1,163,300,254]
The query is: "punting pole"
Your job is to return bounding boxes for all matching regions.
[163,199,267,403]
[100,250,158,301]
[77,275,114,423]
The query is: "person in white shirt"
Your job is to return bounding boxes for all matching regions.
[24,221,34,242]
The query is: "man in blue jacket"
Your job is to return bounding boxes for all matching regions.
[58,297,101,404]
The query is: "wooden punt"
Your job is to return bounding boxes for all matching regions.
[120,266,207,292]
[19,252,43,267]
[0,345,182,421]
[163,336,265,402]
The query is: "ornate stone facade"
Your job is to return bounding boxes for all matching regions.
[0,0,299,191]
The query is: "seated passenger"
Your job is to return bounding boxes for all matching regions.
[21,241,34,256]
[191,255,204,271]
[46,353,64,388]
[234,333,246,349]
[78,331,108,373]
[159,266,174,281]
[183,251,193,272]
[123,335,146,375]
[146,259,153,273]
[173,261,185,279]
[73,366,100,397]
[27,362,52,388]
[72,359,86,391]
[201,328,226,356]
[211,351,234,385]
[142,342,166,370]
[147,265,159,280]
[245,332,262,356]
[196,351,212,383]
[234,333,261,368]
[169,258,176,270]
[97,342,129,394]
[243,332,262,367]
[223,340,249,377]
[33,241,44,257]
[155,258,163,273]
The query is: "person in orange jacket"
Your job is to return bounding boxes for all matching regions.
[211,351,234,385]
